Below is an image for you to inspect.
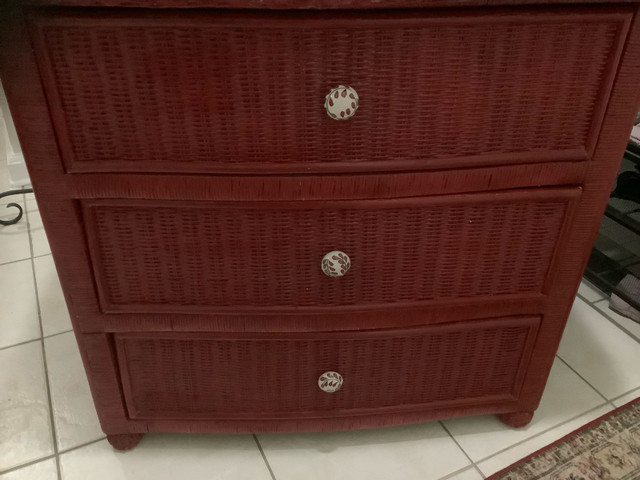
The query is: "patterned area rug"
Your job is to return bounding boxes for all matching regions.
[487,398,640,480]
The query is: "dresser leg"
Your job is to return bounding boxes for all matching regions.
[107,433,144,451]
[499,411,534,428]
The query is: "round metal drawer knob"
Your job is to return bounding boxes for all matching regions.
[318,371,343,393]
[321,251,351,277]
[325,85,359,120]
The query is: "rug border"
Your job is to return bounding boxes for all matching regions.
[484,395,640,480]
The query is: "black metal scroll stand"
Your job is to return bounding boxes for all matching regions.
[0,188,34,226]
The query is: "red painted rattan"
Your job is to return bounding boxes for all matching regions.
[30,8,627,173]
[83,188,579,313]
[116,316,539,419]
[2,0,640,449]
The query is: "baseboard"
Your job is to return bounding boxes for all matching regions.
[7,151,30,187]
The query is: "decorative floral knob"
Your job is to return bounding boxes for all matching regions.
[324,85,359,120]
[318,371,343,393]
[321,251,351,277]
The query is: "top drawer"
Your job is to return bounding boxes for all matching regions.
[30,7,631,174]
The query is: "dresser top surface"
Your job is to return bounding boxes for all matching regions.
[13,0,640,8]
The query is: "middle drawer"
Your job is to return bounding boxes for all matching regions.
[82,187,580,314]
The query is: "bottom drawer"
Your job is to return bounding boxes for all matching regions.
[115,316,540,420]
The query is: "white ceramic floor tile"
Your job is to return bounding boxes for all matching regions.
[593,299,640,342]
[476,404,611,477]
[45,332,102,451]
[0,342,53,472]
[442,358,604,463]
[59,435,271,480]
[259,422,470,480]
[0,260,40,349]
[0,459,57,480]
[442,467,484,480]
[0,199,31,265]
[27,201,50,257]
[34,255,71,337]
[612,387,640,407]
[557,298,640,399]
[577,279,606,303]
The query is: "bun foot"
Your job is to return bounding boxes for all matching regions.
[499,411,534,428]
[107,433,144,451]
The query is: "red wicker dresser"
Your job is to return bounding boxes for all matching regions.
[2,0,640,451]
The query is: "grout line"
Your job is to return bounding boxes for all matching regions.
[0,256,33,268]
[252,435,277,480]
[25,204,63,480]
[3,435,113,476]
[575,291,608,309]
[576,279,607,305]
[0,330,75,352]
[576,292,607,305]
[0,454,56,476]
[22,191,27,227]
[58,436,107,456]
[609,386,640,405]
[585,300,640,345]
[0,435,111,475]
[574,291,603,307]
[44,329,74,340]
[473,402,611,467]
[438,421,485,479]
[438,465,486,480]
[0,336,41,352]
[555,355,613,406]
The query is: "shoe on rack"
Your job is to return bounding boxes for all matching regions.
[611,170,640,204]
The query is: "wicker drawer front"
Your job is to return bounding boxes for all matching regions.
[83,187,580,313]
[115,315,539,419]
[31,8,629,174]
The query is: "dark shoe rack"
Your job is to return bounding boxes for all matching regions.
[584,138,640,311]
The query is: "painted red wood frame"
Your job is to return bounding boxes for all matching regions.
[12,0,640,9]
[2,0,640,448]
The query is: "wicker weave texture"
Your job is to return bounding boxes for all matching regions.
[35,10,622,173]
[116,317,537,418]
[84,190,574,312]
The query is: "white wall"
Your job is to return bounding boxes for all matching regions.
[0,82,30,187]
